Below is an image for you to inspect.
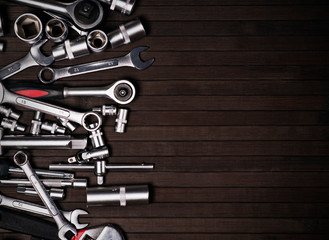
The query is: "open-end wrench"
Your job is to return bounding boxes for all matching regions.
[0,39,54,80]
[0,193,88,229]
[0,81,102,131]
[13,151,77,240]
[6,79,136,105]
[4,0,104,30]
[38,46,155,84]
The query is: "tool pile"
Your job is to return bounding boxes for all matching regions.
[0,0,154,239]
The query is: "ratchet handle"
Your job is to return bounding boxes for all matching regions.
[4,81,64,100]
[0,207,58,240]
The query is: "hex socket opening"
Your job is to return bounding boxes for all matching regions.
[14,13,42,44]
[87,30,108,53]
[45,19,68,42]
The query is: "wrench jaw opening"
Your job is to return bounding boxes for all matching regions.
[30,39,55,66]
[129,46,155,70]
[108,80,136,105]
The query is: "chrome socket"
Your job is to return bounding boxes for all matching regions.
[115,109,128,133]
[17,187,65,200]
[92,105,117,116]
[0,14,4,37]
[30,111,43,135]
[45,18,68,43]
[89,124,106,148]
[57,118,77,132]
[1,118,26,132]
[52,37,90,61]
[41,121,66,134]
[0,105,21,120]
[14,13,43,44]
[108,19,146,49]
[87,185,149,206]
[87,30,108,53]
[99,0,136,15]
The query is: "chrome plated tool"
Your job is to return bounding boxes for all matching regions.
[7,80,136,105]
[38,46,154,84]
[5,0,104,30]
[0,39,54,80]
[13,151,77,240]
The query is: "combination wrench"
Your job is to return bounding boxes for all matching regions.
[4,0,104,30]
[0,39,54,80]
[38,46,155,84]
[6,79,136,105]
[13,151,77,240]
[0,193,88,229]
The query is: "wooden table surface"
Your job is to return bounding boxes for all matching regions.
[1,0,329,239]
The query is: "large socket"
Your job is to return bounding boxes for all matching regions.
[14,13,43,44]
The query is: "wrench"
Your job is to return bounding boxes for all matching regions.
[5,0,104,30]
[0,81,102,131]
[6,80,136,105]
[38,46,155,84]
[0,193,88,229]
[13,151,77,240]
[0,39,54,80]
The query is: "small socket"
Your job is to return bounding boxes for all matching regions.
[14,13,43,44]
[0,105,21,120]
[87,29,108,53]
[1,118,26,132]
[92,105,117,116]
[115,109,128,133]
[45,18,68,43]
[41,121,66,134]
[57,118,77,132]
[30,111,43,135]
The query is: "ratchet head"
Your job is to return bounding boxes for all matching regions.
[129,46,155,70]
[30,39,55,66]
[68,209,89,229]
[107,80,136,104]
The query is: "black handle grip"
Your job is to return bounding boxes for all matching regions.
[0,207,58,240]
[4,81,65,100]
[0,159,9,179]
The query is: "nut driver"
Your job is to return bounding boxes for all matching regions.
[38,46,155,84]
[4,0,104,30]
[0,193,88,229]
[6,79,136,105]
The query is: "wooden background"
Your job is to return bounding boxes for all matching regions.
[1,0,329,239]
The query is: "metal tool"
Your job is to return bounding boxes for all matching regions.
[5,0,104,30]
[17,187,65,200]
[0,42,4,52]
[108,19,146,49]
[0,193,88,229]
[30,111,43,135]
[93,105,117,116]
[0,105,21,120]
[38,46,154,84]
[41,121,66,134]
[87,29,108,53]
[1,117,26,132]
[0,39,54,80]
[9,167,74,179]
[14,13,43,44]
[99,0,136,15]
[115,108,128,133]
[7,80,137,105]
[0,14,4,37]
[0,82,102,132]
[87,185,149,206]
[0,128,88,155]
[52,36,90,61]
[45,18,68,43]
[13,151,77,239]
[0,178,87,188]
[50,162,154,185]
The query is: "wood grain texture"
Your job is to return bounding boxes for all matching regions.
[0,0,329,239]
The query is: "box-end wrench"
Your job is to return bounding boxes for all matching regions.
[6,79,136,105]
[38,46,155,84]
[0,39,54,80]
[0,193,88,229]
[0,82,102,132]
[5,0,104,30]
[13,151,77,240]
